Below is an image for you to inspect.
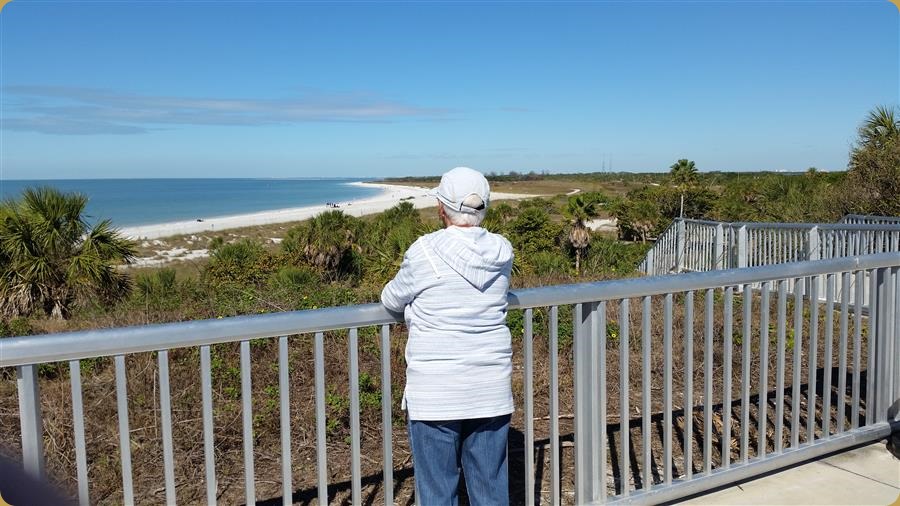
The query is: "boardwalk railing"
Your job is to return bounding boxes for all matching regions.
[2,253,899,505]
[640,217,900,277]
[840,214,900,226]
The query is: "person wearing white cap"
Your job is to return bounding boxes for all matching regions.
[381,167,514,505]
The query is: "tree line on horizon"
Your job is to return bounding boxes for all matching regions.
[611,106,899,241]
[1,105,898,335]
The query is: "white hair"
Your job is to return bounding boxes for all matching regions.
[442,194,487,226]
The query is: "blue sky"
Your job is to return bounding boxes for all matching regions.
[1,1,898,179]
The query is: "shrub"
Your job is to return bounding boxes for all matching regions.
[611,188,664,242]
[270,266,320,290]
[0,317,34,337]
[714,172,839,223]
[282,210,361,280]
[840,106,900,216]
[508,207,563,257]
[204,239,276,287]
[0,186,136,319]
[135,268,178,298]
[482,202,515,234]
[528,250,572,277]
[360,202,429,285]
[582,236,648,276]
[517,197,557,215]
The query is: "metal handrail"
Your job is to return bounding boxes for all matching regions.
[4,253,899,506]
[740,222,900,231]
[640,215,900,276]
[841,214,900,225]
[4,253,896,368]
[511,252,897,306]
[675,218,723,226]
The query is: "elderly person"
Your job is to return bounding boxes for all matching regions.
[381,167,514,506]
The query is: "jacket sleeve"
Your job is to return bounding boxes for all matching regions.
[381,245,420,312]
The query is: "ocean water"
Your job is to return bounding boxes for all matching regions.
[0,178,382,227]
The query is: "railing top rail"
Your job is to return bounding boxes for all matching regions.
[841,213,900,222]
[2,253,898,368]
[816,222,900,230]
[673,217,900,231]
[679,218,723,226]
[510,252,897,306]
[738,222,900,231]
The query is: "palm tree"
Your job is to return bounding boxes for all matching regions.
[630,199,660,243]
[0,187,136,319]
[564,195,598,276]
[669,159,698,218]
[282,210,360,279]
[482,202,515,233]
[363,202,425,284]
[858,105,900,148]
[843,106,900,216]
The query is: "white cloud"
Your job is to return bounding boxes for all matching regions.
[2,85,449,135]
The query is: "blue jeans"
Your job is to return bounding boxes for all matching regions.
[407,414,510,506]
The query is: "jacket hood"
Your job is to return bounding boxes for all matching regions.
[423,227,513,290]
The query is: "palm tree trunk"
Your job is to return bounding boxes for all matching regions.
[51,300,66,320]
[575,248,581,276]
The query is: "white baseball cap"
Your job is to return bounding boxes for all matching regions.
[431,167,490,214]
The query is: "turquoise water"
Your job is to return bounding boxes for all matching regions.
[0,178,382,227]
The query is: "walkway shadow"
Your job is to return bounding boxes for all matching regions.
[253,464,414,506]
[254,368,871,505]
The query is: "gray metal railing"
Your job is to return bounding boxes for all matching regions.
[2,253,899,505]
[640,217,900,280]
[840,214,900,226]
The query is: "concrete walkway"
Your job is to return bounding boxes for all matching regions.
[682,441,900,505]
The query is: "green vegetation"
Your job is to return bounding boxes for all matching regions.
[841,105,900,216]
[1,191,646,335]
[1,108,894,505]
[2,106,898,337]
[608,106,900,238]
[282,210,361,280]
[0,187,136,320]
[669,158,699,218]
[564,194,599,276]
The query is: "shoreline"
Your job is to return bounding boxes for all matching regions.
[125,182,536,267]
[120,182,425,240]
[121,182,536,240]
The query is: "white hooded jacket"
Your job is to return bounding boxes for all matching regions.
[381,226,514,420]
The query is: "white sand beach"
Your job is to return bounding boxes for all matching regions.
[121,182,534,240]
[125,182,536,267]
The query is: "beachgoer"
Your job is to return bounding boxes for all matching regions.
[381,167,514,506]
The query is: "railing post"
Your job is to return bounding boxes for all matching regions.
[17,364,45,479]
[646,248,655,276]
[873,268,886,423]
[893,267,900,421]
[573,302,598,504]
[737,225,748,270]
[884,267,899,422]
[807,226,819,261]
[714,223,725,270]
[732,225,749,293]
[675,219,686,273]
[807,226,820,298]
[872,267,899,423]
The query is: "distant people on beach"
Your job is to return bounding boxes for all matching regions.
[326,202,341,208]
